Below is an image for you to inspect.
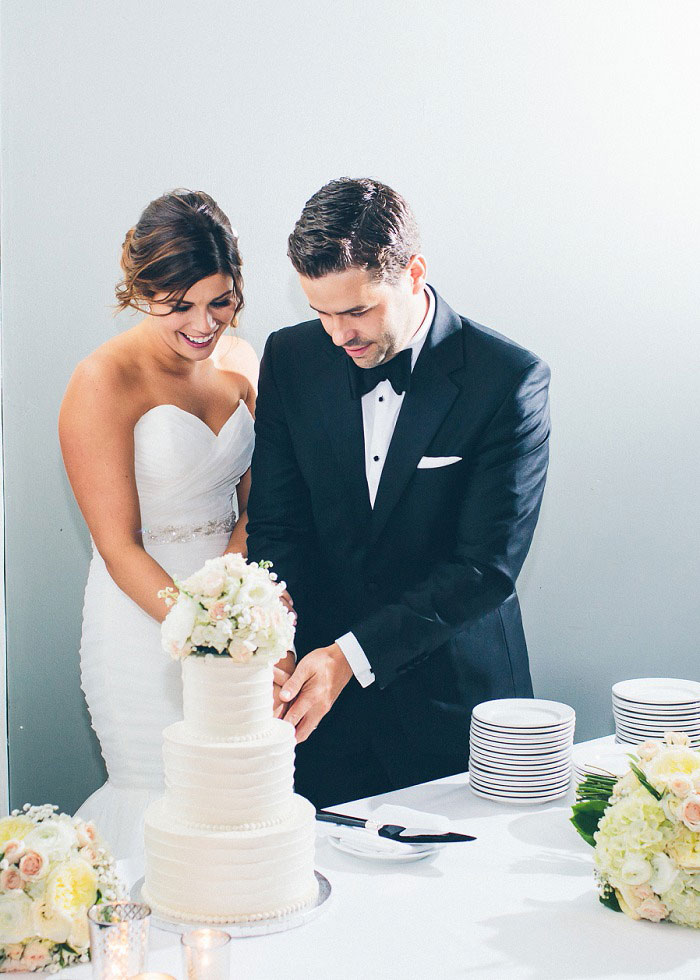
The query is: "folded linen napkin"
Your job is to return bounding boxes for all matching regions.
[326,805,451,853]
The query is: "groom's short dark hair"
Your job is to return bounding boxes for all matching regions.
[287,178,420,282]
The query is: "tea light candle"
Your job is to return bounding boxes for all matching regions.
[181,928,231,980]
[127,974,177,979]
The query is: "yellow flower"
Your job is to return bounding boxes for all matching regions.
[44,859,97,917]
[0,816,34,849]
[647,747,700,786]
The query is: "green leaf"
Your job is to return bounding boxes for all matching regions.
[571,799,609,846]
[629,762,663,801]
[599,887,622,913]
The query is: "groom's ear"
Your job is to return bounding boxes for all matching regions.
[407,254,427,294]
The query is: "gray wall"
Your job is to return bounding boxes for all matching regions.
[2,0,699,813]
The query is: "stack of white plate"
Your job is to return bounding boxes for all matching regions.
[469,699,575,805]
[571,741,631,788]
[613,678,700,747]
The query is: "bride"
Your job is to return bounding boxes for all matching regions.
[59,189,294,859]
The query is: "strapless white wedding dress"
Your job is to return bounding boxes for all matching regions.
[75,401,255,860]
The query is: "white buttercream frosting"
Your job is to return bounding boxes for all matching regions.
[162,719,295,829]
[144,656,317,923]
[182,656,272,738]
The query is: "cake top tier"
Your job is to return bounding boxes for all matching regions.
[182,656,273,739]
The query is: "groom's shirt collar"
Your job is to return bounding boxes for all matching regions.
[405,285,435,370]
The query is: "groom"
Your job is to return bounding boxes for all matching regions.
[246,178,550,808]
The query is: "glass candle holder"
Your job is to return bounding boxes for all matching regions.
[181,928,231,980]
[87,901,151,980]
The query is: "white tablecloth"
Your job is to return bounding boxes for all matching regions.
[61,737,700,980]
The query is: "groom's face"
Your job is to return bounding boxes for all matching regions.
[299,262,427,369]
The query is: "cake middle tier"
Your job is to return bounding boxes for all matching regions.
[163,717,295,829]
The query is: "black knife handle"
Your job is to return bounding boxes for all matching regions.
[315,810,367,829]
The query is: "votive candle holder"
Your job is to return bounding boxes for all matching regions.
[181,928,231,980]
[87,901,151,980]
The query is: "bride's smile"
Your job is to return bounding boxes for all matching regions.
[149,271,236,360]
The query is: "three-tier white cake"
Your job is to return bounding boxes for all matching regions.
[142,655,318,923]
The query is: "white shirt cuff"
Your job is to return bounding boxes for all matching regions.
[336,632,375,688]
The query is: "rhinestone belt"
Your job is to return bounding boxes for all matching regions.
[141,516,234,545]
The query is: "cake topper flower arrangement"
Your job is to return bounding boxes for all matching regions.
[572,732,700,927]
[160,553,295,665]
[0,805,124,973]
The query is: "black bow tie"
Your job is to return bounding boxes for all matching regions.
[348,348,413,400]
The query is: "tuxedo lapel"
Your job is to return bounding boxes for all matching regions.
[370,293,464,545]
[316,342,373,523]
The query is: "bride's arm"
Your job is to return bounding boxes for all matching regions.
[59,355,174,623]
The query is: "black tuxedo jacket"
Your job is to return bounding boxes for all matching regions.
[247,289,550,804]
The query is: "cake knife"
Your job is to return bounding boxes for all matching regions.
[315,810,476,843]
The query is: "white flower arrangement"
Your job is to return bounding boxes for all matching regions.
[159,554,295,665]
[572,732,700,927]
[0,805,125,973]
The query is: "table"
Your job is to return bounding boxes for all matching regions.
[62,737,700,980]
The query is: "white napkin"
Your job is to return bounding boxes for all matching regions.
[326,805,450,854]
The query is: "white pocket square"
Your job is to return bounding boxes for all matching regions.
[417,455,462,469]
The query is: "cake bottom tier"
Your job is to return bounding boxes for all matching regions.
[143,794,318,923]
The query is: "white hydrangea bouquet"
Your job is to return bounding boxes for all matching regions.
[160,553,295,664]
[572,732,700,927]
[0,805,124,973]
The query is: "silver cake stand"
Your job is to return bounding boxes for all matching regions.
[130,871,331,938]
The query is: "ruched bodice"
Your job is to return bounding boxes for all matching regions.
[75,401,255,859]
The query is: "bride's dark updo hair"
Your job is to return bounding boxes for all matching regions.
[116,189,244,324]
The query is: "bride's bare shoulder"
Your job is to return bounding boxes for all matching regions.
[60,331,144,428]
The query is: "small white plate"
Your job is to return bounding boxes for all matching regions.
[326,834,443,863]
[468,783,568,805]
[571,743,631,777]
[612,678,700,705]
[472,699,575,728]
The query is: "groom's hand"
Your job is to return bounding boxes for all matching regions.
[279,643,353,742]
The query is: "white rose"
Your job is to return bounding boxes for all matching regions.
[664,731,691,747]
[620,855,652,885]
[650,852,677,893]
[31,898,73,943]
[0,891,33,943]
[24,820,74,863]
[68,910,90,950]
[161,595,198,658]
[636,740,663,761]
[228,636,256,663]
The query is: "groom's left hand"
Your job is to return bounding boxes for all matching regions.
[279,643,353,742]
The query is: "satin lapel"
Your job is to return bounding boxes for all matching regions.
[370,293,464,545]
[316,341,372,523]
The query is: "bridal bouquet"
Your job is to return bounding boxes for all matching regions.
[160,553,295,664]
[572,732,700,927]
[0,805,124,973]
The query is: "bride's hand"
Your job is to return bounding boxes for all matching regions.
[273,651,296,718]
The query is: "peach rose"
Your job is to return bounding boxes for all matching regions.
[78,843,99,865]
[0,867,23,890]
[637,897,669,922]
[3,945,23,961]
[668,774,694,798]
[2,840,25,865]
[21,941,51,970]
[75,821,97,848]
[680,795,700,832]
[209,600,230,621]
[18,850,46,881]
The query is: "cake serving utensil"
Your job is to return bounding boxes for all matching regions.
[315,810,476,843]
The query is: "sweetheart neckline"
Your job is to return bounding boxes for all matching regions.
[134,400,250,439]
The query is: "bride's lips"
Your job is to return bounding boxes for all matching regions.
[179,331,218,350]
[344,343,372,358]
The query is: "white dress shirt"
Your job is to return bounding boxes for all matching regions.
[335,287,436,687]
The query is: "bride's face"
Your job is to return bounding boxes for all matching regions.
[149,273,236,359]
